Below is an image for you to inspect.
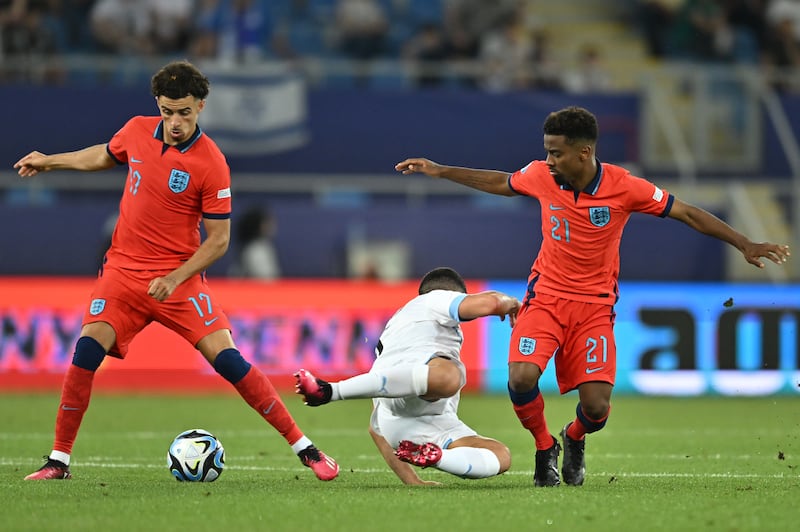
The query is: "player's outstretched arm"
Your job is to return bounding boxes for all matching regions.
[368,426,441,486]
[14,144,116,177]
[668,198,790,269]
[457,291,520,327]
[395,157,515,196]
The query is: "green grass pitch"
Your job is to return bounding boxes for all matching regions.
[2,392,797,531]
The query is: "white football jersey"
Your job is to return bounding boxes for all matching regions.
[374,289,467,363]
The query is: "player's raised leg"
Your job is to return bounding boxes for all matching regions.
[295,364,430,405]
[295,356,462,406]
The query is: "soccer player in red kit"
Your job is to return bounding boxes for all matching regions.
[15,60,339,481]
[395,106,790,487]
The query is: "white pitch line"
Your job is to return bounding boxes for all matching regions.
[1,459,795,479]
[1,427,793,440]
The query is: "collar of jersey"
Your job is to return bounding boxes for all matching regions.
[558,157,604,195]
[153,122,203,153]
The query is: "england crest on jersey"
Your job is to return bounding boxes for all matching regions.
[589,206,610,227]
[89,298,106,316]
[168,169,190,193]
[518,337,536,356]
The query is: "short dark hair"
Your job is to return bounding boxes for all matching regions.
[151,60,210,100]
[542,106,598,145]
[418,267,467,295]
[236,207,274,244]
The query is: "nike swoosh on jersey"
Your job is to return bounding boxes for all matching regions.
[204,317,219,326]
[549,203,565,210]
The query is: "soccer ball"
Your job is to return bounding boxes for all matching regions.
[167,429,225,482]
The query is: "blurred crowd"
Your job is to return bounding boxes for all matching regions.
[1,0,799,90]
[638,1,799,66]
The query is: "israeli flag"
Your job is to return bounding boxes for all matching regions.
[199,63,309,156]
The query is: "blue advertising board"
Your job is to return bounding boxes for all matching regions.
[484,281,800,396]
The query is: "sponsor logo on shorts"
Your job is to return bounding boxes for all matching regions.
[518,337,536,356]
[89,299,106,315]
[585,367,604,374]
[204,317,219,326]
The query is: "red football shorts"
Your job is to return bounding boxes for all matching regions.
[81,265,232,358]
[509,292,616,393]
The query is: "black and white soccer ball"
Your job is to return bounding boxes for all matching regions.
[167,429,225,482]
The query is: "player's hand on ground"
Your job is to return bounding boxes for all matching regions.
[14,151,48,177]
[741,242,790,268]
[395,158,443,177]
[405,479,442,487]
[147,276,179,302]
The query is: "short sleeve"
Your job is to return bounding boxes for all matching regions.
[625,173,674,217]
[508,160,546,197]
[200,151,232,218]
[107,121,132,164]
[422,290,466,326]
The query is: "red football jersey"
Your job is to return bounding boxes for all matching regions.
[509,160,673,305]
[104,116,232,270]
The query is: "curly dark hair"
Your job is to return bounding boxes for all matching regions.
[151,60,210,100]
[542,106,598,145]
[418,267,467,295]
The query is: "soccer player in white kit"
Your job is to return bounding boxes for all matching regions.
[295,267,520,485]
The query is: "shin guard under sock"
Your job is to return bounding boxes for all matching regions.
[234,366,303,445]
[53,364,96,455]
[334,365,429,400]
[567,403,611,440]
[508,384,553,450]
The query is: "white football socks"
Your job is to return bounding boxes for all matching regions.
[290,435,313,454]
[435,447,501,479]
[50,450,70,466]
[332,365,429,400]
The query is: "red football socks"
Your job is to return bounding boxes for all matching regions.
[567,406,611,440]
[234,367,303,445]
[512,392,554,450]
[53,365,95,454]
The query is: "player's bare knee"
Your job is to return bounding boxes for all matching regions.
[496,444,512,473]
[507,362,541,392]
[425,358,462,398]
[581,400,610,420]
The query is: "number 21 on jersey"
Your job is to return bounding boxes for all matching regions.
[550,215,570,242]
